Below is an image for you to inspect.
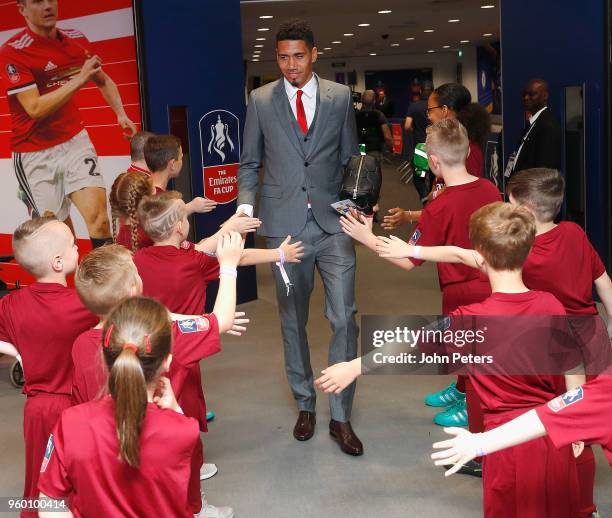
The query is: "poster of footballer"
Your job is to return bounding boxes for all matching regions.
[0,0,142,285]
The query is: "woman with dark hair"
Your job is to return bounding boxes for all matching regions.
[458,102,491,178]
[384,84,492,228]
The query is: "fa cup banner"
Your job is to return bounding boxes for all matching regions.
[199,109,240,203]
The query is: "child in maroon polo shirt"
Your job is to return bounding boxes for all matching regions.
[0,217,97,517]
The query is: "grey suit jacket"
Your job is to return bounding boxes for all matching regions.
[237,76,358,237]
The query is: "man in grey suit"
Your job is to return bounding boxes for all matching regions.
[237,19,363,455]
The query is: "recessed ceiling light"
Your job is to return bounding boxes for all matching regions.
[324,47,332,50]
[332,40,342,44]
[257,28,270,31]
[344,33,354,37]
[405,37,415,41]
[483,33,493,36]
[391,43,400,47]
[378,10,392,14]
[252,59,260,62]
[442,45,451,48]
[254,44,264,48]
[369,52,377,56]
[448,19,460,23]
[259,15,273,19]
[358,23,370,27]
[253,49,261,53]
[460,39,470,43]
[256,37,266,41]
[481,4,495,8]
[424,29,434,33]
[427,49,435,53]
[318,52,324,55]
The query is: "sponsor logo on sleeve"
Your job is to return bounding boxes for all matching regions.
[178,316,210,334]
[408,229,421,246]
[40,434,55,472]
[547,387,583,413]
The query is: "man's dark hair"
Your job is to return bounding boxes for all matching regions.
[276,19,315,49]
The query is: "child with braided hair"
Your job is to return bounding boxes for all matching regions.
[110,170,231,252]
[110,170,154,251]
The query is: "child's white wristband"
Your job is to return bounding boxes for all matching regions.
[275,247,293,296]
[472,432,487,457]
[413,245,422,260]
[219,266,238,278]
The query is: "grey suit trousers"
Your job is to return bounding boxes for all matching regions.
[267,211,358,422]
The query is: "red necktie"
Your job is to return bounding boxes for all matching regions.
[296,90,308,134]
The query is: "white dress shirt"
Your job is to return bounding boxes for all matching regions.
[513,106,548,171]
[284,73,318,129]
[528,106,547,125]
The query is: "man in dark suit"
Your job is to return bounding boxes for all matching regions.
[511,79,561,174]
[375,88,394,118]
[237,19,363,455]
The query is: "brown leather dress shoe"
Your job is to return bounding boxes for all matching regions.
[329,420,364,456]
[293,411,316,441]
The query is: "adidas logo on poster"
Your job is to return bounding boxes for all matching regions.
[44,61,58,72]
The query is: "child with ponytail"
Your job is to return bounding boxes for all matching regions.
[38,296,201,517]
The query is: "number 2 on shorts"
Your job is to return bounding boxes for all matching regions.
[84,157,100,176]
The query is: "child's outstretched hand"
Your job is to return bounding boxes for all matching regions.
[222,213,261,234]
[153,377,183,413]
[431,427,480,476]
[226,311,250,336]
[187,197,218,214]
[216,231,244,268]
[315,359,360,394]
[279,235,304,263]
[376,235,414,259]
[340,209,374,244]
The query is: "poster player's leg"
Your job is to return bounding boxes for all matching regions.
[315,230,358,422]
[68,187,111,240]
[267,220,316,413]
[63,131,110,243]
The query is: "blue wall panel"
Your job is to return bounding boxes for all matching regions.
[500,0,608,260]
[138,0,257,303]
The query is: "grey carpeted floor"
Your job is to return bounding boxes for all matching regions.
[0,156,610,517]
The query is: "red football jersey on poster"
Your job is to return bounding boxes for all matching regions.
[133,242,220,314]
[0,283,97,396]
[170,315,221,431]
[536,372,612,467]
[523,222,606,316]
[0,28,92,152]
[71,328,106,405]
[38,397,198,518]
